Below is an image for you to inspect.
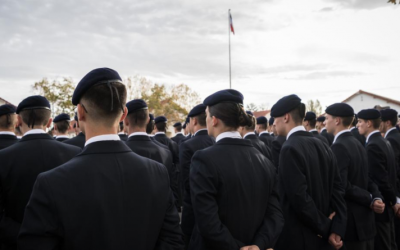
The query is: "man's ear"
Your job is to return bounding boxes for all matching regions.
[46,118,53,128]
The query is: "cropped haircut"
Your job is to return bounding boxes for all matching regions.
[127,109,149,128]
[0,114,16,129]
[155,122,167,132]
[19,109,51,127]
[55,120,70,133]
[193,112,207,127]
[289,103,306,125]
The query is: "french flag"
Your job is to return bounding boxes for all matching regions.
[229,12,235,35]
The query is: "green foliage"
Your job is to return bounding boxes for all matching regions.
[306,99,323,115]
[32,77,75,117]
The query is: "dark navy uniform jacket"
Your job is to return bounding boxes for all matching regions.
[0,133,18,150]
[366,131,398,222]
[385,128,400,195]
[258,132,274,147]
[0,133,80,250]
[63,132,86,149]
[331,131,380,241]
[310,130,329,145]
[179,129,215,245]
[275,130,347,250]
[243,133,272,161]
[351,127,366,146]
[18,140,184,250]
[271,135,286,170]
[320,128,334,146]
[189,137,284,250]
[171,133,185,145]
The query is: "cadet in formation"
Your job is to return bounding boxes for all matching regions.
[63,113,86,149]
[53,113,71,142]
[255,116,274,147]
[0,104,19,150]
[188,89,284,250]
[18,68,184,250]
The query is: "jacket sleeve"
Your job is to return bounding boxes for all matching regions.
[190,151,244,249]
[155,189,185,250]
[0,186,20,246]
[331,144,372,207]
[252,172,284,249]
[367,144,397,205]
[17,174,62,250]
[279,146,332,238]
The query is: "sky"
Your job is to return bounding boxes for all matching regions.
[1,0,399,110]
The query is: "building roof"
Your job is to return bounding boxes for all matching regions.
[253,110,270,117]
[0,97,15,106]
[342,90,400,106]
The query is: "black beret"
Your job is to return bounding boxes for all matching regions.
[16,95,51,114]
[188,104,206,117]
[0,104,16,116]
[269,117,274,126]
[185,116,190,124]
[357,109,381,120]
[173,122,182,127]
[53,113,70,123]
[72,68,123,105]
[155,116,167,124]
[380,109,398,121]
[304,111,316,121]
[317,116,325,122]
[256,116,268,125]
[126,99,148,114]
[325,103,354,117]
[149,113,154,121]
[203,89,243,107]
[270,94,301,117]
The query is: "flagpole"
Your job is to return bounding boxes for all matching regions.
[229,9,231,89]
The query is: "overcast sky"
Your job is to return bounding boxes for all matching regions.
[1,0,399,110]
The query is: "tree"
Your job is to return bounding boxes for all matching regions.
[33,78,75,118]
[306,99,323,115]
[246,103,259,112]
[388,0,396,4]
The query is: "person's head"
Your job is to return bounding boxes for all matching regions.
[154,116,167,133]
[203,89,252,138]
[380,109,398,134]
[125,99,149,134]
[16,95,52,134]
[53,113,71,135]
[188,104,207,134]
[0,104,17,132]
[316,116,326,131]
[238,111,257,137]
[173,122,182,133]
[271,94,305,137]
[72,68,127,135]
[303,111,316,131]
[146,113,155,134]
[324,103,355,135]
[256,116,268,133]
[357,109,381,137]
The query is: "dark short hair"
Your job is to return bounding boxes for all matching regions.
[193,113,207,127]
[258,123,267,130]
[175,125,182,131]
[0,114,16,129]
[208,102,252,129]
[20,109,51,127]
[146,120,154,134]
[55,120,70,133]
[155,122,167,132]
[81,82,127,124]
[289,103,306,125]
[244,116,256,130]
[370,118,381,129]
[331,115,354,128]
[388,117,398,127]
[127,109,149,128]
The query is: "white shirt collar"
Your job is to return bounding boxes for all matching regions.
[270,132,274,135]
[175,132,183,135]
[17,136,22,139]
[309,129,317,133]
[0,131,16,136]
[333,129,350,144]
[85,134,120,147]
[186,133,192,137]
[194,128,207,136]
[118,132,125,135]
[148,134,155,137]
[350,127,357,131]
[385,127,397,138]
[259,131,269,136]
[23,129,47,136]
[321,127,327,132]
[243,132,255,139]
[215,131,242,142]
[287,126,306,140]
[155,132,165,135]
[56,135,69,139]
[366,130,380,143]
[128,132,148,138]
